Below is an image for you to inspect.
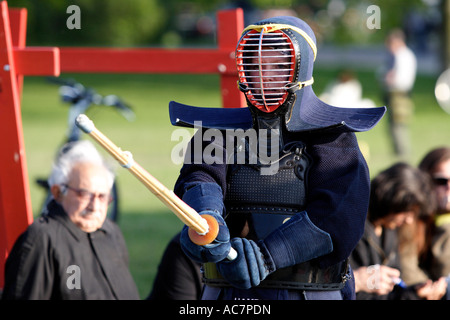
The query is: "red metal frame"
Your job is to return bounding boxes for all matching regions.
[0,1,245,288]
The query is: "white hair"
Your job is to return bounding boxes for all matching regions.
[48,140,115,189]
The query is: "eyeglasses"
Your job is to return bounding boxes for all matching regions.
[433,177,450,187]
[63,184,111,203]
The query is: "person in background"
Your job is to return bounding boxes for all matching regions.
[418,147,450,283]
[319,69,375,160]
[147,232,202,300]
[351,162,447,300]
[396,191,436,287]
[2,140,139,300]
[320,69,375,109]
[382,29,417,158]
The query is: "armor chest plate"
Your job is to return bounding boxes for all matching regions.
[224,142,310,240]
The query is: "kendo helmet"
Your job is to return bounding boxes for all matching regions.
[236,16,316,115]
[169,16,385,134]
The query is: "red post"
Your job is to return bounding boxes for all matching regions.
[0,1,60,288]
[217,9,246,108]
[0,2,34,288]
[9,7,26,95]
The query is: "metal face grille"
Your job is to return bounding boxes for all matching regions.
[236,29,296,113]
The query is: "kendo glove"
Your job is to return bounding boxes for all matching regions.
[216,238,270,289]
[180,210,231,263]
[179,182,231,263]
[259,211,333,271]
[216,211,333,290]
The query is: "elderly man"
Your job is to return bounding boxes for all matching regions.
[2,140,139,300]
[383,29,417,158]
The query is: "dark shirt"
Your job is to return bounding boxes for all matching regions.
[147,233,202,300]
[2,200,139,300]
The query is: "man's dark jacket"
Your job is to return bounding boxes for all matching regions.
[2,200,139,300]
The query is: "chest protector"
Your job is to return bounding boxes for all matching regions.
[224,141,309,240]
[203,140,350,290]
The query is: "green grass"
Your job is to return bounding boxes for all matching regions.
[20,69,450,298]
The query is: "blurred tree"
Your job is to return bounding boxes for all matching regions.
[75,0,166,46]
[12,0,166,46]
[296,0,425,45]
[9,0,439,49]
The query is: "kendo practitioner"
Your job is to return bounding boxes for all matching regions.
[169,16,386,300]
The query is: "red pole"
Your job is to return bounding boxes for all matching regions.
[217,8,246,108]
[0,1,34,287]
[9,7,27,95]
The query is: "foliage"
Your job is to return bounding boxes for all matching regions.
[13,0,166,46]
[11,0,435,47]
[290,0,427,45]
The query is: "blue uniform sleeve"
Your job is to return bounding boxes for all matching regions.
[259,211,333,271]
[181,182,225,214]
[305,131,370,267]
[259,132,369,269]
[173,129,228,211]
